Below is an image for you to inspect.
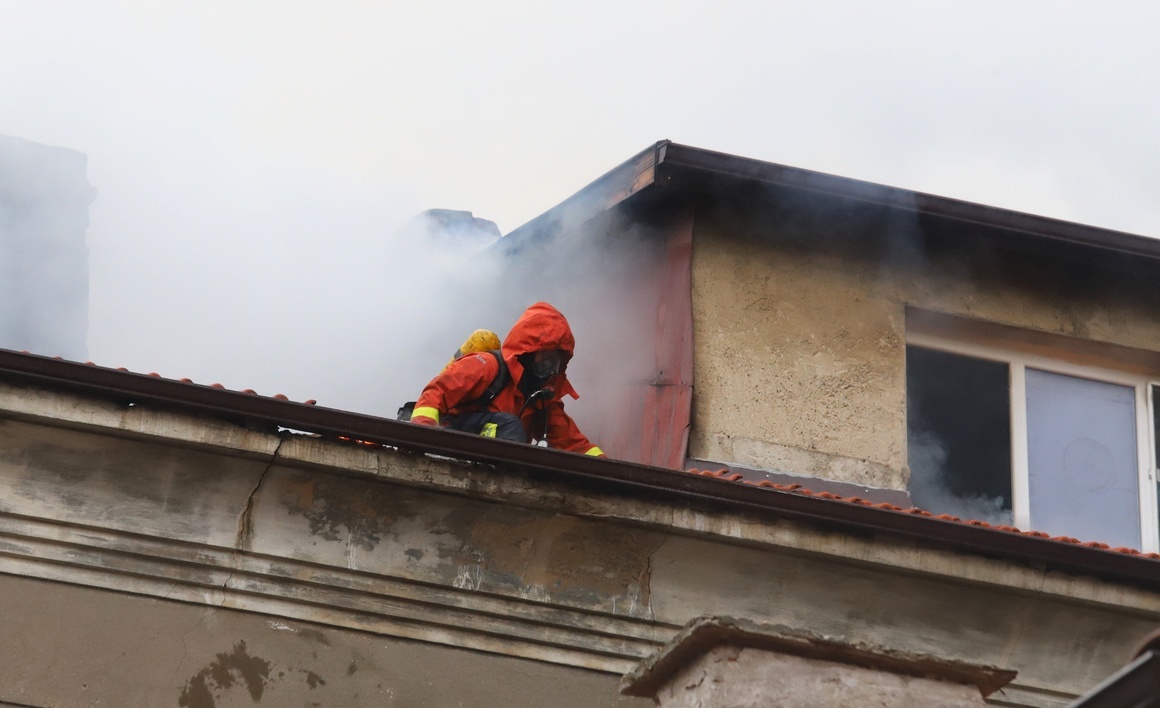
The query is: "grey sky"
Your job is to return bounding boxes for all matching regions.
[2,1,1158,417]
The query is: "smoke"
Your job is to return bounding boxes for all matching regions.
[0,136,93,360]
[0,115,664,448]
[907,426,1011,526]
[509,218,665,442]
[426,198,669,454]
[80,162,445,417]
[6,3,1160,453]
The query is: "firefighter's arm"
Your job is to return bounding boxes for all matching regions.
[543,400,605,457]
[411,353,496,426]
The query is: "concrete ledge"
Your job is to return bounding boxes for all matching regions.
[4,384,1160,618]
[621,616,1016,700]
[0,511,671,674]
[1,387,1159,705]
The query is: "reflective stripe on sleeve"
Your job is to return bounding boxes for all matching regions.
[411,407,440,424]
[585,446,605,456]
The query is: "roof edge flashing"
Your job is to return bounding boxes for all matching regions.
[501,142,663,244]
[655,142,1160,261]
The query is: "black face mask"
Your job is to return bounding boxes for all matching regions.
[528,357,559,381]
[518,353,562,397]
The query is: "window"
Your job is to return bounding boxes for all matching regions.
[906,321,1160,553]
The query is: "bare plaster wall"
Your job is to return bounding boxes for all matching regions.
[0,573,643,708]
[689,200,1160,490]
[906,244,1160,351]
[690,210,906,487]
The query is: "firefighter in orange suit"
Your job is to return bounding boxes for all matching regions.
[409,302,605,457]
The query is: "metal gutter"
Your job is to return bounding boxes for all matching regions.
[2,347,1159,591]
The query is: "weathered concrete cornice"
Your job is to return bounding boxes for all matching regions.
[621,616,1018,698]
[2,383,1158,704]
[3,351,1160,598]
[3,379,1160,617]
[0,512,668,674]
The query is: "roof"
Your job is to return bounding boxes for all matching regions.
[505,140,1160,264]
[2,347,1159,593]
[686,467,1160,559]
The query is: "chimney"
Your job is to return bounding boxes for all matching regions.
[397,209,501,250]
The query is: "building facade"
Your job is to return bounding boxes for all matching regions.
[0,142,1157,706]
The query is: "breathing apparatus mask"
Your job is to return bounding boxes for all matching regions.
[518,350,564,398]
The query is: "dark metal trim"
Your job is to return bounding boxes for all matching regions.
[2,347,1159,591]
[503,140,1160,262]
[501,142,660,246]
[655,142,1160,261]
[1069,650,1160,707]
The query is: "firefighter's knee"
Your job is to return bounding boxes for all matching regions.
[480,423,498,438]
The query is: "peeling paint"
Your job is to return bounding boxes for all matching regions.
[453,545,484,590]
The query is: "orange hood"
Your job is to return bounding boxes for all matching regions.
[502,302,579,400]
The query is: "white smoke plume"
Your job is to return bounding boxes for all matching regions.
[906,426,1011,526]
[0,136,93,360]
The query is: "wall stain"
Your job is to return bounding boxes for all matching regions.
[2,420,249,523]
[436,506,667,615]
[178,640,271,708]
[297,628,331,647]
[302,670,327,689]
[279,475,417,551]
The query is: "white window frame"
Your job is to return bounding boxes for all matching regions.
[907,331,1159,553]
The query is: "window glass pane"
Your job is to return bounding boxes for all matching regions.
[1026,369,1140,548]
[906,346,1012,523]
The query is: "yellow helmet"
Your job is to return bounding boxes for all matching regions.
[448,329,501,366]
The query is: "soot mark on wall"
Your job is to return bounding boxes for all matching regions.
[438,506,667,614]
[178,641,271,708]
[280,475,418,551]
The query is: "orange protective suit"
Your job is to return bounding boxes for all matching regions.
[410,302,604,457]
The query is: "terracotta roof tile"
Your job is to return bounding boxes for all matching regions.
[684,467,1158,558]
[10,352,317,408]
